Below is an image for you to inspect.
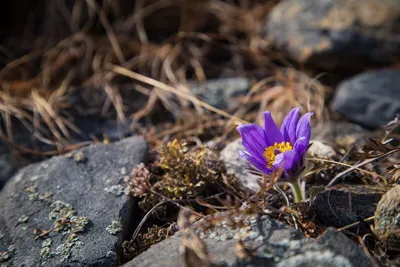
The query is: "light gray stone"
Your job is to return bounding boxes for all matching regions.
[308,140,336,159]
[220,139,260,192]
[267,0,400,70]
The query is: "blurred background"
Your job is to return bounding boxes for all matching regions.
[0,0,399,185]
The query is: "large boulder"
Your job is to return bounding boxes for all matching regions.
[332,70,400,129]
[267,0,400,70]
[0,136,147,266]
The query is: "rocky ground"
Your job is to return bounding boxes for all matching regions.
[0,0,400,266]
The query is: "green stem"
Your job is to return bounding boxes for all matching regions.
[290,179,303,203]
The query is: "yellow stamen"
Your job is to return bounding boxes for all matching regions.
[263,141,293,168]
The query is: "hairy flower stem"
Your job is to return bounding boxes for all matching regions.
[289,178,303,203]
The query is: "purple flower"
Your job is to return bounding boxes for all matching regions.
[237,108,313,179]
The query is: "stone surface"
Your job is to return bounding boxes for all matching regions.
[124,213,372,267]
[308,140,336,159]
[190,78,250,109]
[0,141,15,188]
[374,185,400,250]
[313,184,390,230]
[332,70,400,129]
[0,136,147,267]
[267,0,400,70]
[312,121,378,149]
[220,138,260,192]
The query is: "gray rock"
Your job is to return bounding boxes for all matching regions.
[332,70,400,129]
[220,139,260,192]
[123,213,372,267]
[267,0,400,70]
[190,78,250,109]
[0,136,147,267]
[312,122,373,141]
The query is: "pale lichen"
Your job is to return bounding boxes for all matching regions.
[24,185,52,202]
[17,215,29,224]
[40,239,53,262]
[104,185,124,196]
[54,234,83,263]
[49,200,89,233]
[106,220,122,235]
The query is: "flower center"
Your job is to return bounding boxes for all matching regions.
[264,142,293,168]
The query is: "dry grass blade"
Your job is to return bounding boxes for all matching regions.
[0,50,43,82]
[358,235,380,267]
[108,64,248,124]
[85,0,125,64]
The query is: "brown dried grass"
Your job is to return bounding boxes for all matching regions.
[0,0,327,153]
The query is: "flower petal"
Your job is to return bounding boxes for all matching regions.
[240,151,271,175]
[263,111,283,145]
[295,112,313,146]
[281,107,301,145]
[273,150,298,171]
[237,124,267,162]
[294,137,308,156]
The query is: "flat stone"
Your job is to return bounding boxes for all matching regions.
[123,213,372,267]
[332,70,400,129]
[267,0,400,70]
[0,136,147,266]
[313,184,390,230]
[190,78,250,110]
[220,138,260,192]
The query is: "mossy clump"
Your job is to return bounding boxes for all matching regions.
[153,139,224,200]
[122,225,170,259]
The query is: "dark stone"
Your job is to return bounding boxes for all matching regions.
[267,0,400,70]
[123,213,372,267]
[332,70,400,129]
[0,136,147,267]
[313,184,390,230]
[190,78,250,110]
